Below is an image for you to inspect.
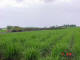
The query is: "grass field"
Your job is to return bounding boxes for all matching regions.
[0,29,6,32]
[0,28,80,60]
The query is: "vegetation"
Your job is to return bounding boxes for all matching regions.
[0,29,6,32]
[5,24,77,32]
[0,27,80,60]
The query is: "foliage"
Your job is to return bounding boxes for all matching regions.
[0,28,80,60]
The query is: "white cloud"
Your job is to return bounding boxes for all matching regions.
[0,0,16,8]
[0,0,44,8]
[0,0,73,8]
[53,0,72,4]
[0,0,80,27]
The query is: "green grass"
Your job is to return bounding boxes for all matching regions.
[0,28,80,60]
[0,29,6,32]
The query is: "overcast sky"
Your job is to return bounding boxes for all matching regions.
[0,0,80,28]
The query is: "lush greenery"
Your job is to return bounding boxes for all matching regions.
[0,29,6,32]
[6,24,76,32]
[0,27,80,60]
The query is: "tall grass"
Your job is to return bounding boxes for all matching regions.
[0,28,80,60]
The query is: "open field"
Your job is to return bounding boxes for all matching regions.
[0,28,80,60]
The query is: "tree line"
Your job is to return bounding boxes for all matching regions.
[6,24,76,32]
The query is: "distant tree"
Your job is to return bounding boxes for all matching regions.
[0,28,2,30]
[70,25,76,27]
[49,26,55,29]
[7,26,13,30]
[7,26,24,32]
[12,26,24,32]
[63,24,76,28]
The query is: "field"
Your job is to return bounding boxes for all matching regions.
[0,28,80,60]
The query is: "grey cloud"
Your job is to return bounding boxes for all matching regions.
[0,0,80,28]
[43,0,55,3]
[16,0,23,3]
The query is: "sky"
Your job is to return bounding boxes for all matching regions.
[0,0,80,28]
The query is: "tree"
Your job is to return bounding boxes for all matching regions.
[7,26,13,30]
[7,26,24,32]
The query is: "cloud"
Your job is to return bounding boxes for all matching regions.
[0,0,73,8]
[16,0,23,2]
[0,0,80,27]
[0,0,45,8]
